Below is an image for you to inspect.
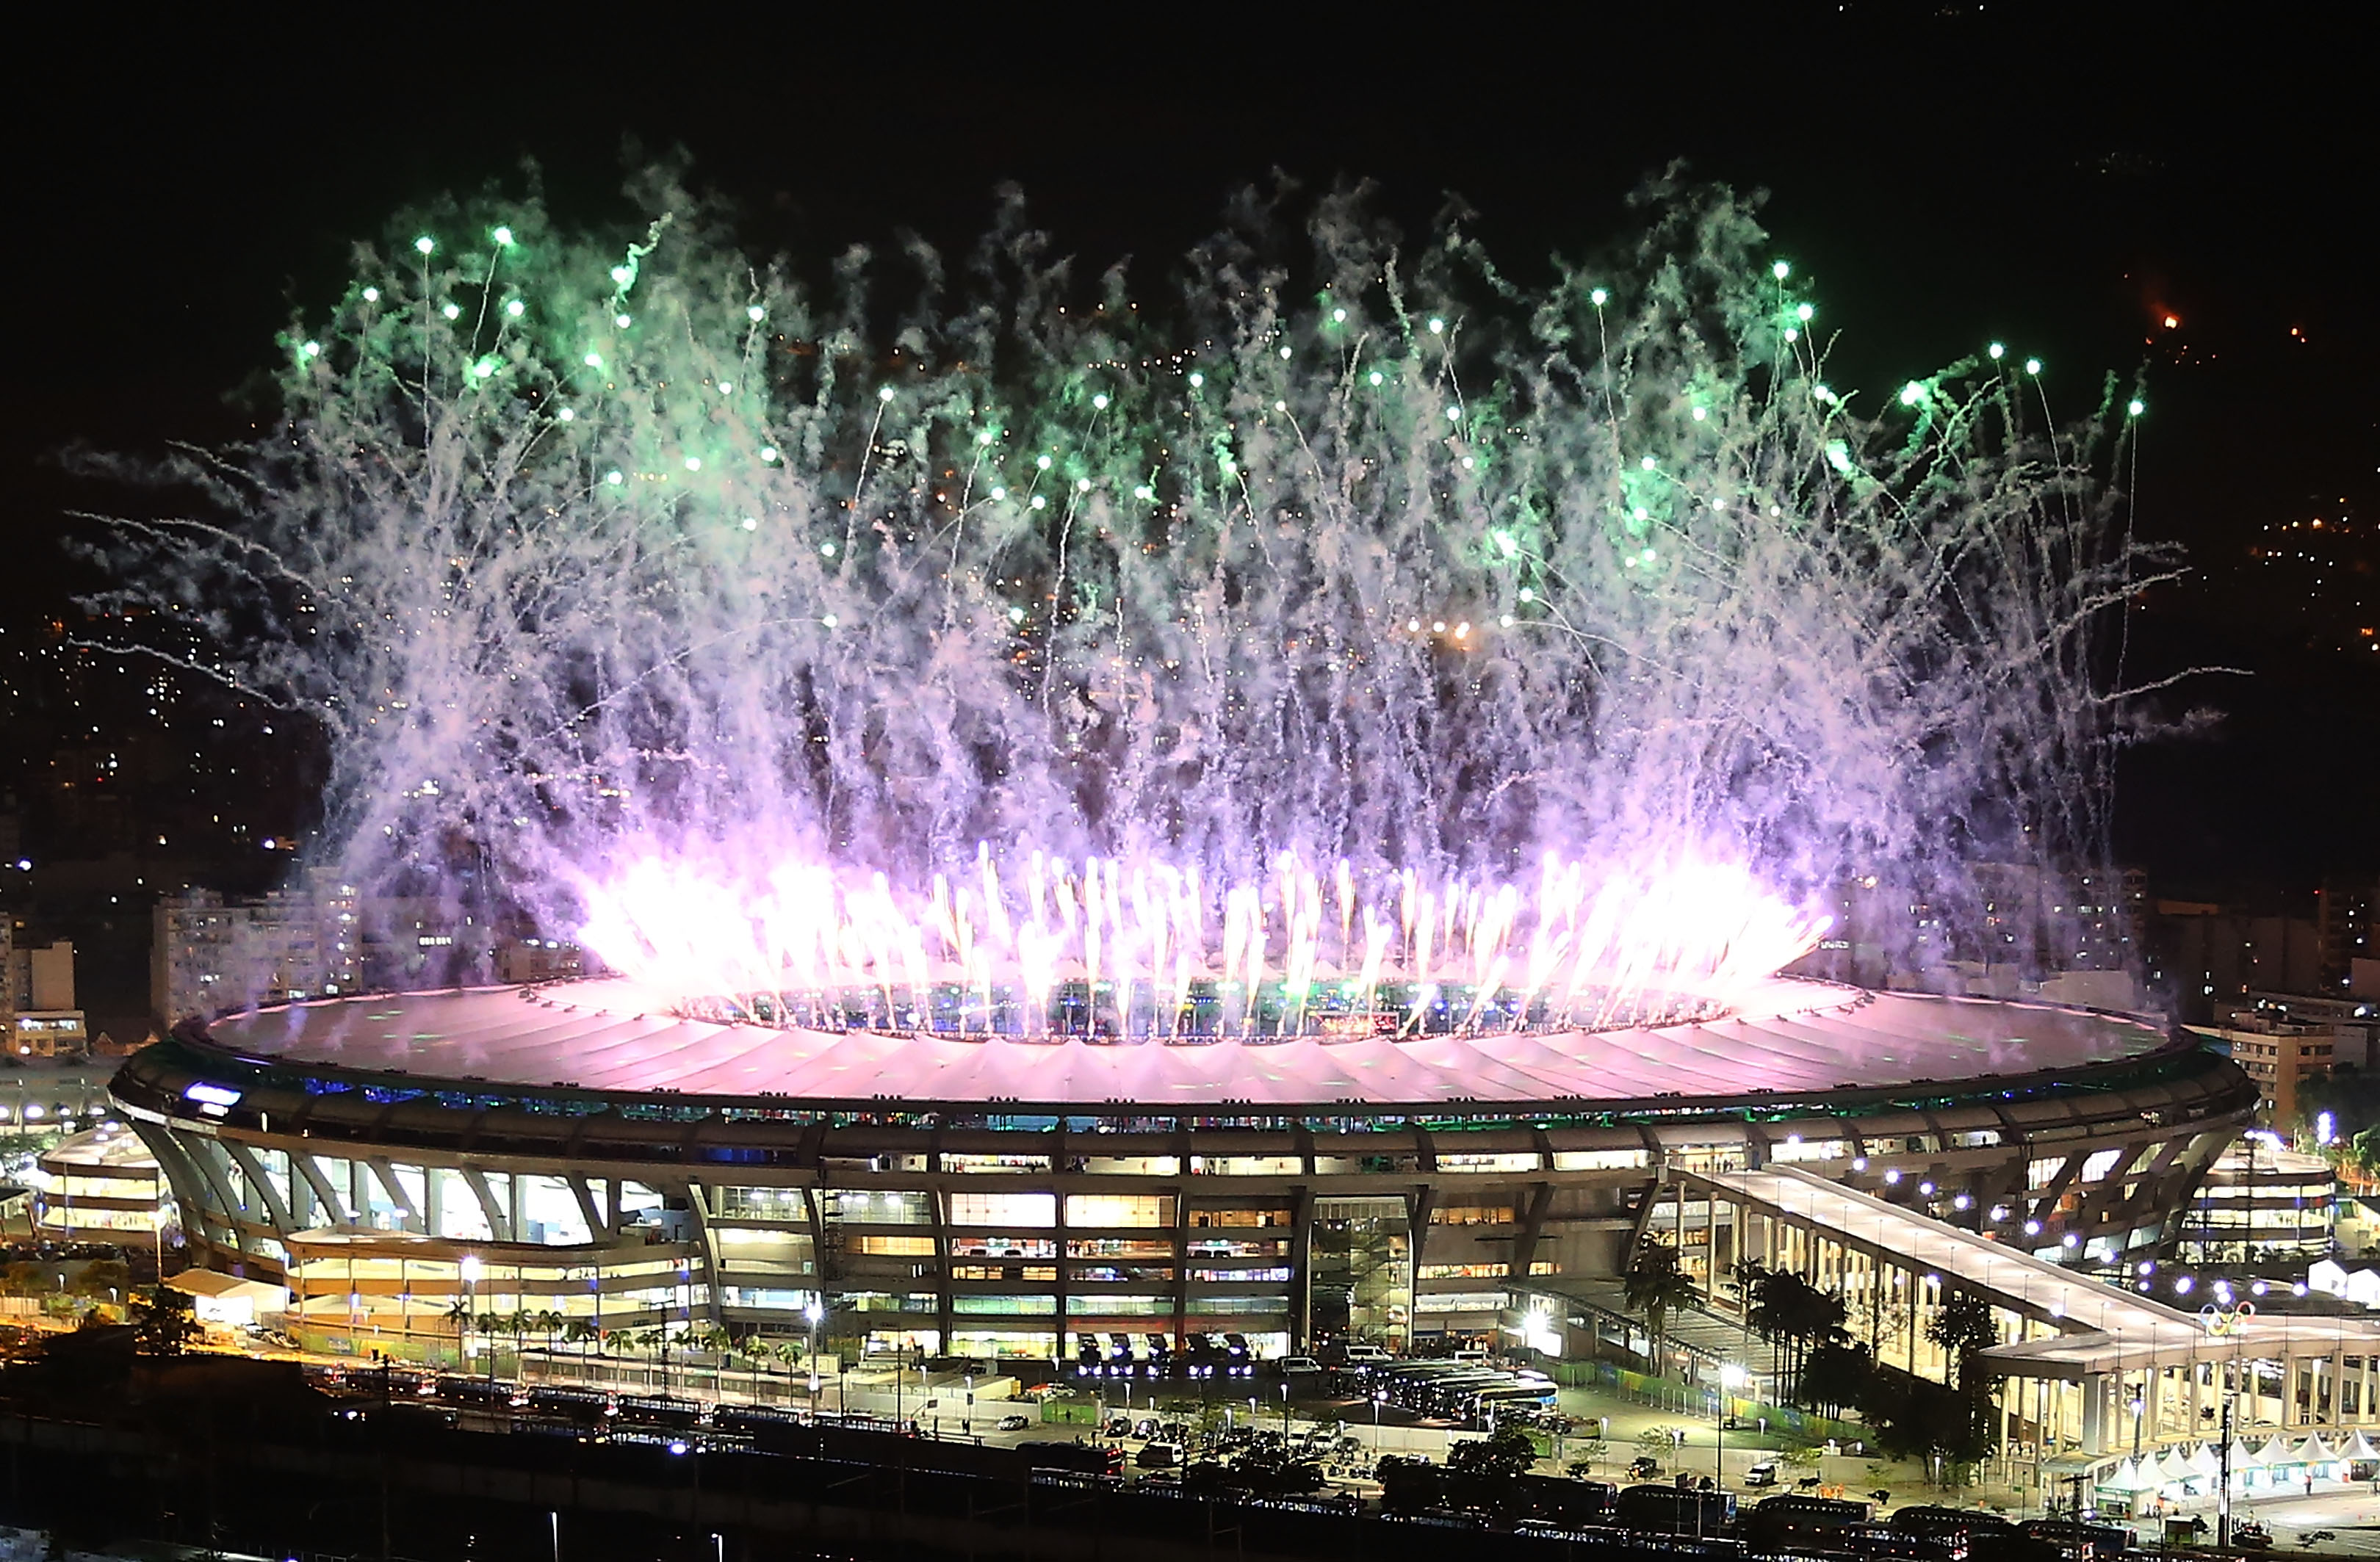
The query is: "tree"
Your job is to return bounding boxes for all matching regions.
[1227,1445,1327,1497]
[131,1288,203,1356]
[563,1315,599,1364]
[1448,1425,1539,1482]
[1926,1291,1999,1395]
[1623,1240,1698,1373]
[1863,1367,1997,1485]
[68,1259,132,1304]
[1801,1341,1876,1418]
[1748,1267,1850,1405]
[1376,1455,1446,1514]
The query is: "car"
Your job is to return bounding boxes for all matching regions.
[1628,1456,1662,1480]
[1103,1416,1132,1436]
[1278,1356,1322,1375]
[1133,1416,1159,1440]
[1745,1460,1781,1487]
[995,1413,1034,1431]
[1137,1442,1183,1468]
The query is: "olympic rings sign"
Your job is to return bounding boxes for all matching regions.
[2200,1301,2256,1337]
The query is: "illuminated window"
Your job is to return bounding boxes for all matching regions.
[949,1193,1056,1228]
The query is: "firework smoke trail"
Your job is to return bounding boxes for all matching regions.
[81,173,2178,1034]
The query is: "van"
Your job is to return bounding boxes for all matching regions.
[1137,1441,1182,1469]
[1341,1344,1392,1366]
[1450,1348,1490,1365]
[1279,1356,1322,1375]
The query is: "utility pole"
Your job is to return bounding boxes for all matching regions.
[2218,1399,2234,1550]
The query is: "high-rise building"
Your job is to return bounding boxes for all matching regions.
[2322,875,2379,988]
[151,872,362,1027]
[3,923,87,1057]
[2150,903,2326,1021]
[2193,1008,2337,1129]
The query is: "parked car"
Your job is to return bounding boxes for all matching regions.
[1745,1460,1781,1487]
[995,1413,1034,1431]
[1138,1441,1183,1468]
[1627,1456,1662,1480]
[1103,1416,1133,1437]
[1134,1417,1159,1440]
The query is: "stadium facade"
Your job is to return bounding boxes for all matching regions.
[108,977,2254,1366]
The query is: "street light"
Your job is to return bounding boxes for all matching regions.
[1715,1363,1746,1490]
[460,1253,482,1375]
[804,1299,823,1410]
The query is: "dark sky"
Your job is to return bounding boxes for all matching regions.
[4,4,2373,889]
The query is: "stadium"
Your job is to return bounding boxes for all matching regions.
[107,975,2254,1368]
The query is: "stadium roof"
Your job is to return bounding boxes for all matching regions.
[197,977,2179,1110]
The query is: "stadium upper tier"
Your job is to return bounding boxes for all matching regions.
[198,975,2173,1109]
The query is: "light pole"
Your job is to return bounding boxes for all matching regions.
[460,1253,482,1377]
[1715,1364,1745,1490]
[1280,1381,1291,1441]
[804,1299,823,1413]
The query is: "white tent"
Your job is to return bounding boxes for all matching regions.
[2157,1446,2199,1483]
[2101,1457,2160,1494]
[2301,1433,2340,1463]
[2189,1442,2222,1479]
[2343,1430,2380,1463]
[2345,1270,2380,1310]
[2312,1258,2351,1297]
[2226,1437,2268,1472]
[2260,1436,2307,1467]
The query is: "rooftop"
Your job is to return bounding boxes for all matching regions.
[193,976,2182,1110]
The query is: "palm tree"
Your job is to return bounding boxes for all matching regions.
[766,1337,802,1400]
[1746,1268,1850,1406]
[1728,1257,1770,1381]
[1623,1240,1699,1377]
[445,1295,473,1370]
[562,1316,599,1378]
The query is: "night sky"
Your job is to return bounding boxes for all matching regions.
[2,5,2372,925]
